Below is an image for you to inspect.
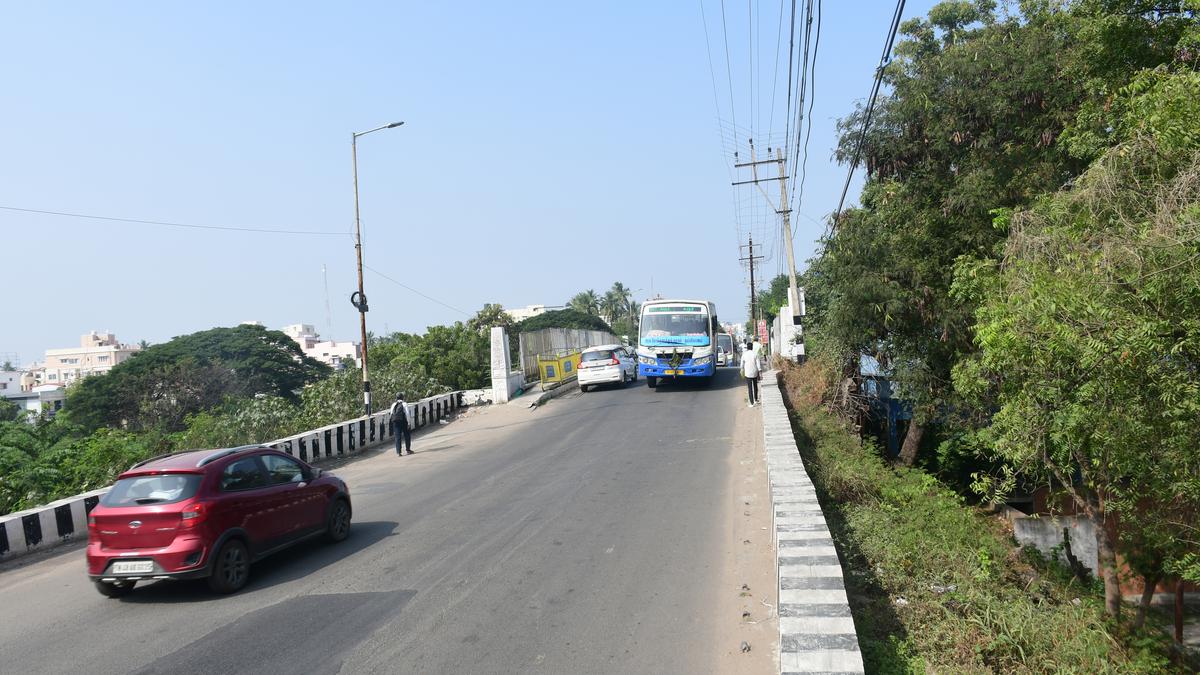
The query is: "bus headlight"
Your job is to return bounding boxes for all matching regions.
[638,356,656,366]
[693,355,712,366]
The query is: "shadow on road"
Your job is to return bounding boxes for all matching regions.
[119,520,399,604]
[644,367,743,393]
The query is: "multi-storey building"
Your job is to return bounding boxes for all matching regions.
[281,324,360,369]
[42,332,141,385]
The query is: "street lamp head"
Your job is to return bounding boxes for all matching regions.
[386,121,405,128]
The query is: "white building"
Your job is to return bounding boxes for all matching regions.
[6,383,66,418]
[504,304,562,322]
[43,332,141,385]
[281,324,360,369]
[0,370,20,397]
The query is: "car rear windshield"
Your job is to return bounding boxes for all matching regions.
[101,474,203,507]
[582,350,615,362]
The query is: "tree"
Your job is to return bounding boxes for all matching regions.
[568,290,600,316]
[466,303,514,336]
[515,309,613,334]
[954,68,1200,616]
[814,0,1191,467]
[755,275,791,327]
[1,361,14,372]
[65,324,330,433]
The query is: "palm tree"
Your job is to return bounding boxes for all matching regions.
[608,282,633,321]
[569,290,600,316]
[601,290,623,323]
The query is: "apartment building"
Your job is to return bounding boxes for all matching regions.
[42,332,141,385]
[281,324,360,369]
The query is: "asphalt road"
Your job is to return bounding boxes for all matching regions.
[0,368,756,674]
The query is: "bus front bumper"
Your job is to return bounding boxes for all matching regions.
[639,362,714,378]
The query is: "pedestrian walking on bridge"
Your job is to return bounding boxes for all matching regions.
[390,395,412,456]
[742,339,761,407]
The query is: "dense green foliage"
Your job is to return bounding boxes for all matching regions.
[65,324,331,434]
[802,0,1200,617]
[515,308,614,334]
[0,305,517,515]
[779,361,1188,673]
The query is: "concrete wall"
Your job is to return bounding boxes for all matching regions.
[1011,513,1099,575]
[0,391,464,562]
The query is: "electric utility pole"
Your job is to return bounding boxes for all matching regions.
[350,120,404,417]
[776,147,800,323]
[739,236,764,330]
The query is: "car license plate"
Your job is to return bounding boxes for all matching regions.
[112,560,154,574]
[665,369,681,375]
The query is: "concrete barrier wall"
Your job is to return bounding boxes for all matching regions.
[761,371,864,674]
[0,391,465,562]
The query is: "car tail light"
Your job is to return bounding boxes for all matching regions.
[181,501,208,528]
[610,357,620,365]
[87,515,97,533]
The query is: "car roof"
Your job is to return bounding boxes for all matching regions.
[121,445,271,476]
[582,344,623,352]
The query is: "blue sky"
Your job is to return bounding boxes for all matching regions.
[1,1,937,364]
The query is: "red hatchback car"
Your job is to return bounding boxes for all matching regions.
[87,446,351,597]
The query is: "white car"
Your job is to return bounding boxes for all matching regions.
[578,344,638,392]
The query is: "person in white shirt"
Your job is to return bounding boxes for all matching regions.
[741,340,761,407]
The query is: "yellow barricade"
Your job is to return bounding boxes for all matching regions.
[537,350,582,390]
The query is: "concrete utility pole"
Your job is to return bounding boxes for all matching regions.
[775,147,801,323]
[739,236,764,332]
[351,120,404,417]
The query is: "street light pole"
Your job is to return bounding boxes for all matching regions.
[351,120,404,417]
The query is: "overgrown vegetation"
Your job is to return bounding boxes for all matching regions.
[801,0,1200,621]
[778,359,1190,673]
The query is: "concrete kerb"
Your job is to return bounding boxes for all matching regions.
[528,377,579,408]
[759,370,865,675]
[0,390,467,563]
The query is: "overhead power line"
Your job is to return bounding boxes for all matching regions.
[720,0,739,154]
[833,0,907,224]
[793,0,821,233]
[0,205,348,236]
[365,264,471,317]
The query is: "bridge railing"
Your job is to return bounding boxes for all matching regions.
[0,391,465,563]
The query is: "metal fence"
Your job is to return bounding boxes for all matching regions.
[518,328,618,383]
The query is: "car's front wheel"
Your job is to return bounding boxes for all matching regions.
[647,376,657,389]
[207,539,250,594]
[327,499,351,543]
[94,580,135,598]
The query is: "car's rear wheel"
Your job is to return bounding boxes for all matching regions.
[207,539,250,594]
[327,499,352,543]
[647,376,657,389]
[580,384,589,393]
[94,580,135,598]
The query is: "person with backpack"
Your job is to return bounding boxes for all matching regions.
[742,339,761,407]
[390,394,412,456]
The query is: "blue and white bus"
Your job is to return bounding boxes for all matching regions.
[636,299,718,388]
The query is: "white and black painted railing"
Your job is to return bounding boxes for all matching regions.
[0,391,465,562]
[759,371,864,674]
[265,391,463,463]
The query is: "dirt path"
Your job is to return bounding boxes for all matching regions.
[713,400,778,673]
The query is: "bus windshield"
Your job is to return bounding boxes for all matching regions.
[640,305,711,347]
